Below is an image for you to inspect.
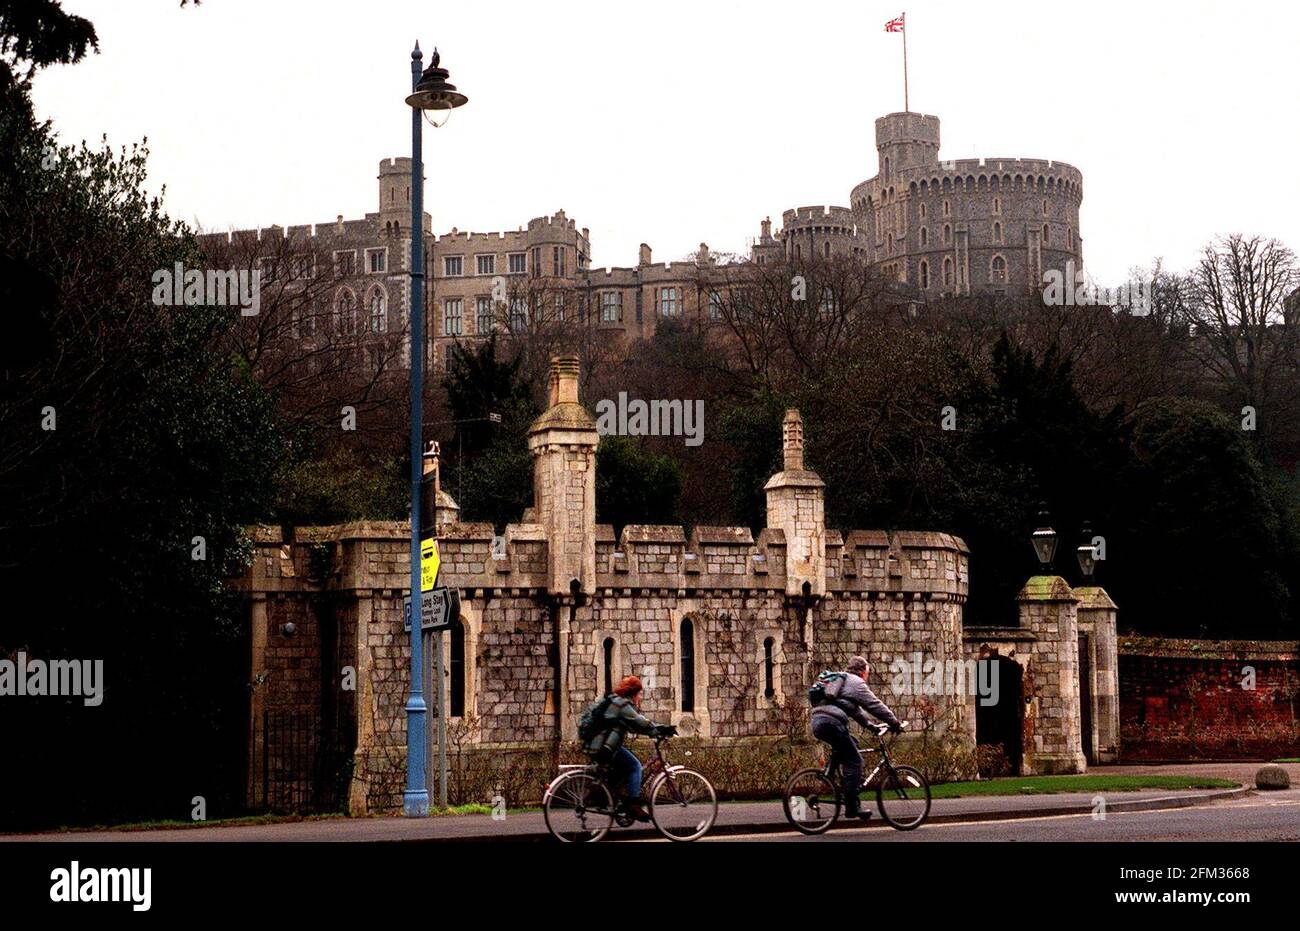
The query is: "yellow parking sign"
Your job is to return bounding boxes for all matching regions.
[420,538,440,592]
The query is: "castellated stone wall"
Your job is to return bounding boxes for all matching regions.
[236,359,976,813]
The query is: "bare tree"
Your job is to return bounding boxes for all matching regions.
[1181,234,1300,446]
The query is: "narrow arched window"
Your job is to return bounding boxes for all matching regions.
[920,260,930,289]
[449,619,465,717]
[920,227,928,246]
[994,221,1002,243]
[943,257,953,287]
[603,637,614,695]
[1042,224,1050,244]
[680,619,695,712]
[763,637,775,699]
[370,289,387,333]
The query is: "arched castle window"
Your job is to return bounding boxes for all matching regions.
[943,257,953,287]
[991,255,1007,283]
[763,637,776,699]
[919,202,927,219]
[993,197,1001,215]
[680,620,695,713]
[336,289,357,336]
[369,288,387,333]
[943,224,952,245]
[1042,224,1050,244]
[919,227,928,247]
[920,260,930,289]
[884,156,891,176]
[603,637,615,695]
[943,200,951,217]
[1043,199,1049,215]
[993,221,1002,243]
[449,619,465,717]
[823,241,831,258]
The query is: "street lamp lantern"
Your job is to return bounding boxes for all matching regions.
[405,46,469,123]
[1030,504,1058,573]
[1076,521,1097,580]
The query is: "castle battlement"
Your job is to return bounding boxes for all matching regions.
[783,205,859,227]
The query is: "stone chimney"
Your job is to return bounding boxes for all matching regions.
[638,243,652,266]
[764,410,826,596]
[529,356,598,596]
[760,217,772,242]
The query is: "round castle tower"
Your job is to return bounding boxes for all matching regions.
[779,205,867,262]
[843,112,1085,297]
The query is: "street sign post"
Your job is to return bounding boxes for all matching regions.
[403,587,458,632]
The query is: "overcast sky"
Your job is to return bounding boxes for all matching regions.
[29,0,1300,284]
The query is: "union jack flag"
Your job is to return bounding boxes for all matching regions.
[884,13,905,32]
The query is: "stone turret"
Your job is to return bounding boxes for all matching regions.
[528,356,598,596]
[763,410,826,596]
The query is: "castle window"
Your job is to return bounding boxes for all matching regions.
[476,254,495,276]
[449,619,465,717]
[919,203,927,220]
[509,297,527,332]
[530,247,541,278]
[920,260,930,289]
[819,286,835,315]
[920,227,928,247]
[884,156,891,176]
[763,637,776,700]
[508,252,526,274]
[1043,199,1049,215]
[476,296,493,334]
[333,250,356,278]
[1042,224,1050,244]
[823,241,831,258]
[993,197,1001,215]
[657,287,679,317]
[336,290,357,336]
[680,619,695,713]
[443,255,463,277]
[370,289,388,333]
[603,637,615,696]
[553,245,566,277]
[943,257,953,287]
[554,293,565,321]
[443,298,462,336]
[601,291,623,323]
[709,290,723,321]
[943,224,952,245]
[994,221,1002,243]
[943,200,951,217]
[296,303,317,339]
[991,255,1007,283]
[367,248,387,274]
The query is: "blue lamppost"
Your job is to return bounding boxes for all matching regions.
[403,41,467,817]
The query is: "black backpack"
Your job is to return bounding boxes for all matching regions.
[807,670,848,708]
[577,695,615,743]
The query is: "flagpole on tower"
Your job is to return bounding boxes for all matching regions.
[902,12,909,112]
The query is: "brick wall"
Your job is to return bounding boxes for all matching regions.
[1119,637,1300,760]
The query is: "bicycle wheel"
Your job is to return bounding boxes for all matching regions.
[875,764,931,830]
[543,770,614,842]
[649,768,718,842]
[783,768,840,835]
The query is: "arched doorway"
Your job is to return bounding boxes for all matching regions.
[975,656,1024,776]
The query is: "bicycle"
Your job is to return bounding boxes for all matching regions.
[782,720,931,833]
[542,730,718,842]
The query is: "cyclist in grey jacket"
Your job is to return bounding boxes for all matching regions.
[810,655,903,820]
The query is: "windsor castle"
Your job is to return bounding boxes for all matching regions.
[199,110,1085,370]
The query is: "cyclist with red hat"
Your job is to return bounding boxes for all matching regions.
[582,674,675,822]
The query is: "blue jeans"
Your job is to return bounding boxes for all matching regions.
[609,746,642,798]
